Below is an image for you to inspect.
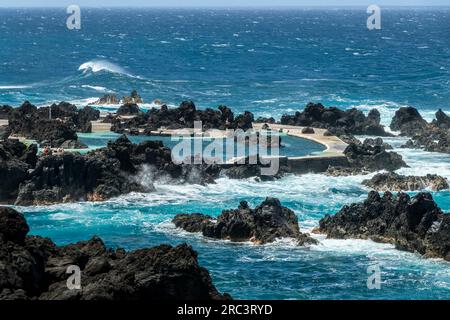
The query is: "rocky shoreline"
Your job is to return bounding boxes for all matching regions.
[2,99,449,206]
[319,192,450,261]
[0,206,229,300]
[363,172,449,192]
[391,107,449,154]
[326,137,407,176]
[173,198,318,245]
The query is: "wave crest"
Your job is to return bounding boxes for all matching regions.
[78,59,131,76]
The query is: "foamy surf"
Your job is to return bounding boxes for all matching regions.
[78,59,137,78]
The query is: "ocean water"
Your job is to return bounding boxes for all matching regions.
[2,7,450,299]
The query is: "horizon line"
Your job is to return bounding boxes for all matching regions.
[2,5,450,8]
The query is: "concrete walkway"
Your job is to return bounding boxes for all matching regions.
[252,123,348,158]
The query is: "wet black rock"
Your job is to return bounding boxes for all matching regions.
[0,140,37,202]
[173,198,318,245]
[59,139,89,149]
[93,93,120,105]
[301,127,315,134]
[122,90,143,104]
[433,108,450,128]
[14,135,222,205]
[363,172,449,191]
[117,103,141,116]
[0,207,229,300]
[390,107,428,136]
[7,101,99,147]
[392,108,449,154]
[319,192,450,261]
[114,102,254,134]
[280,103,390,136]
[255,116,276,124]
[0,105,12,119]
[327,138,407,176]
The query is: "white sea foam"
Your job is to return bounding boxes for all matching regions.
[78,59,133,77]
[81,85,111,93]
[0,85,31,89]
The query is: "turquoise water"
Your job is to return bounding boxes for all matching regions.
[77,132,326,158]
[18,136,450,300]
[1,8,450,299]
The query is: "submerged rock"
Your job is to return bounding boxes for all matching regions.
[280,103,390,136]
[319,192,450,261]
[0,207,229,300]
[173,198,318,245]
[363,172,449,191]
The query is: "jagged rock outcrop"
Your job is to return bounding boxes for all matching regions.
[117,103,141,116]
[0,126,10,140]
[392,108,450,154]
[7,101,98,147]
[255,116,276,124]
[319,192,450,261]
[14,135,221,205]
[37,102,100,133]
[326,138,407,176]
[173,198,318,245]
[390,107,428,136]
[0,105,12,119]
[363,172,449,191]
[280,103,390,136]
[0,207,229,300]
[122,90,143,104]
[433,109,450,127]
[0,140,37,202]
[112,102,255,134]
[93,93,120,105]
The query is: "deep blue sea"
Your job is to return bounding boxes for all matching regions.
[1,7,450,299]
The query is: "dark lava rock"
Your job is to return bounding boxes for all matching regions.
[0,207,229,300]
[115,101,254,134]
[122,90,143,104]
[390,107,428,136]
[363,172,449,191]
[319,191,450,261]
[14,135,220,205]
[280,103,390,136]
[93,94,120,105]
[433,108,450,128]
[392,108,449,154]
[0,105,12,119]
[7,101,99,146]
[0,140,37,202]
[255,116,276,124]
[117,103,141,116]
[326,138,407,176]
[59,139,89,149]
[301,127,315,134]
[173,198,318,245]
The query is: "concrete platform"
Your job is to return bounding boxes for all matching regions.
[91,120,113,132]
[90,119,349,174]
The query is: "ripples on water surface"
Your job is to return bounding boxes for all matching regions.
[1,7,450,299]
